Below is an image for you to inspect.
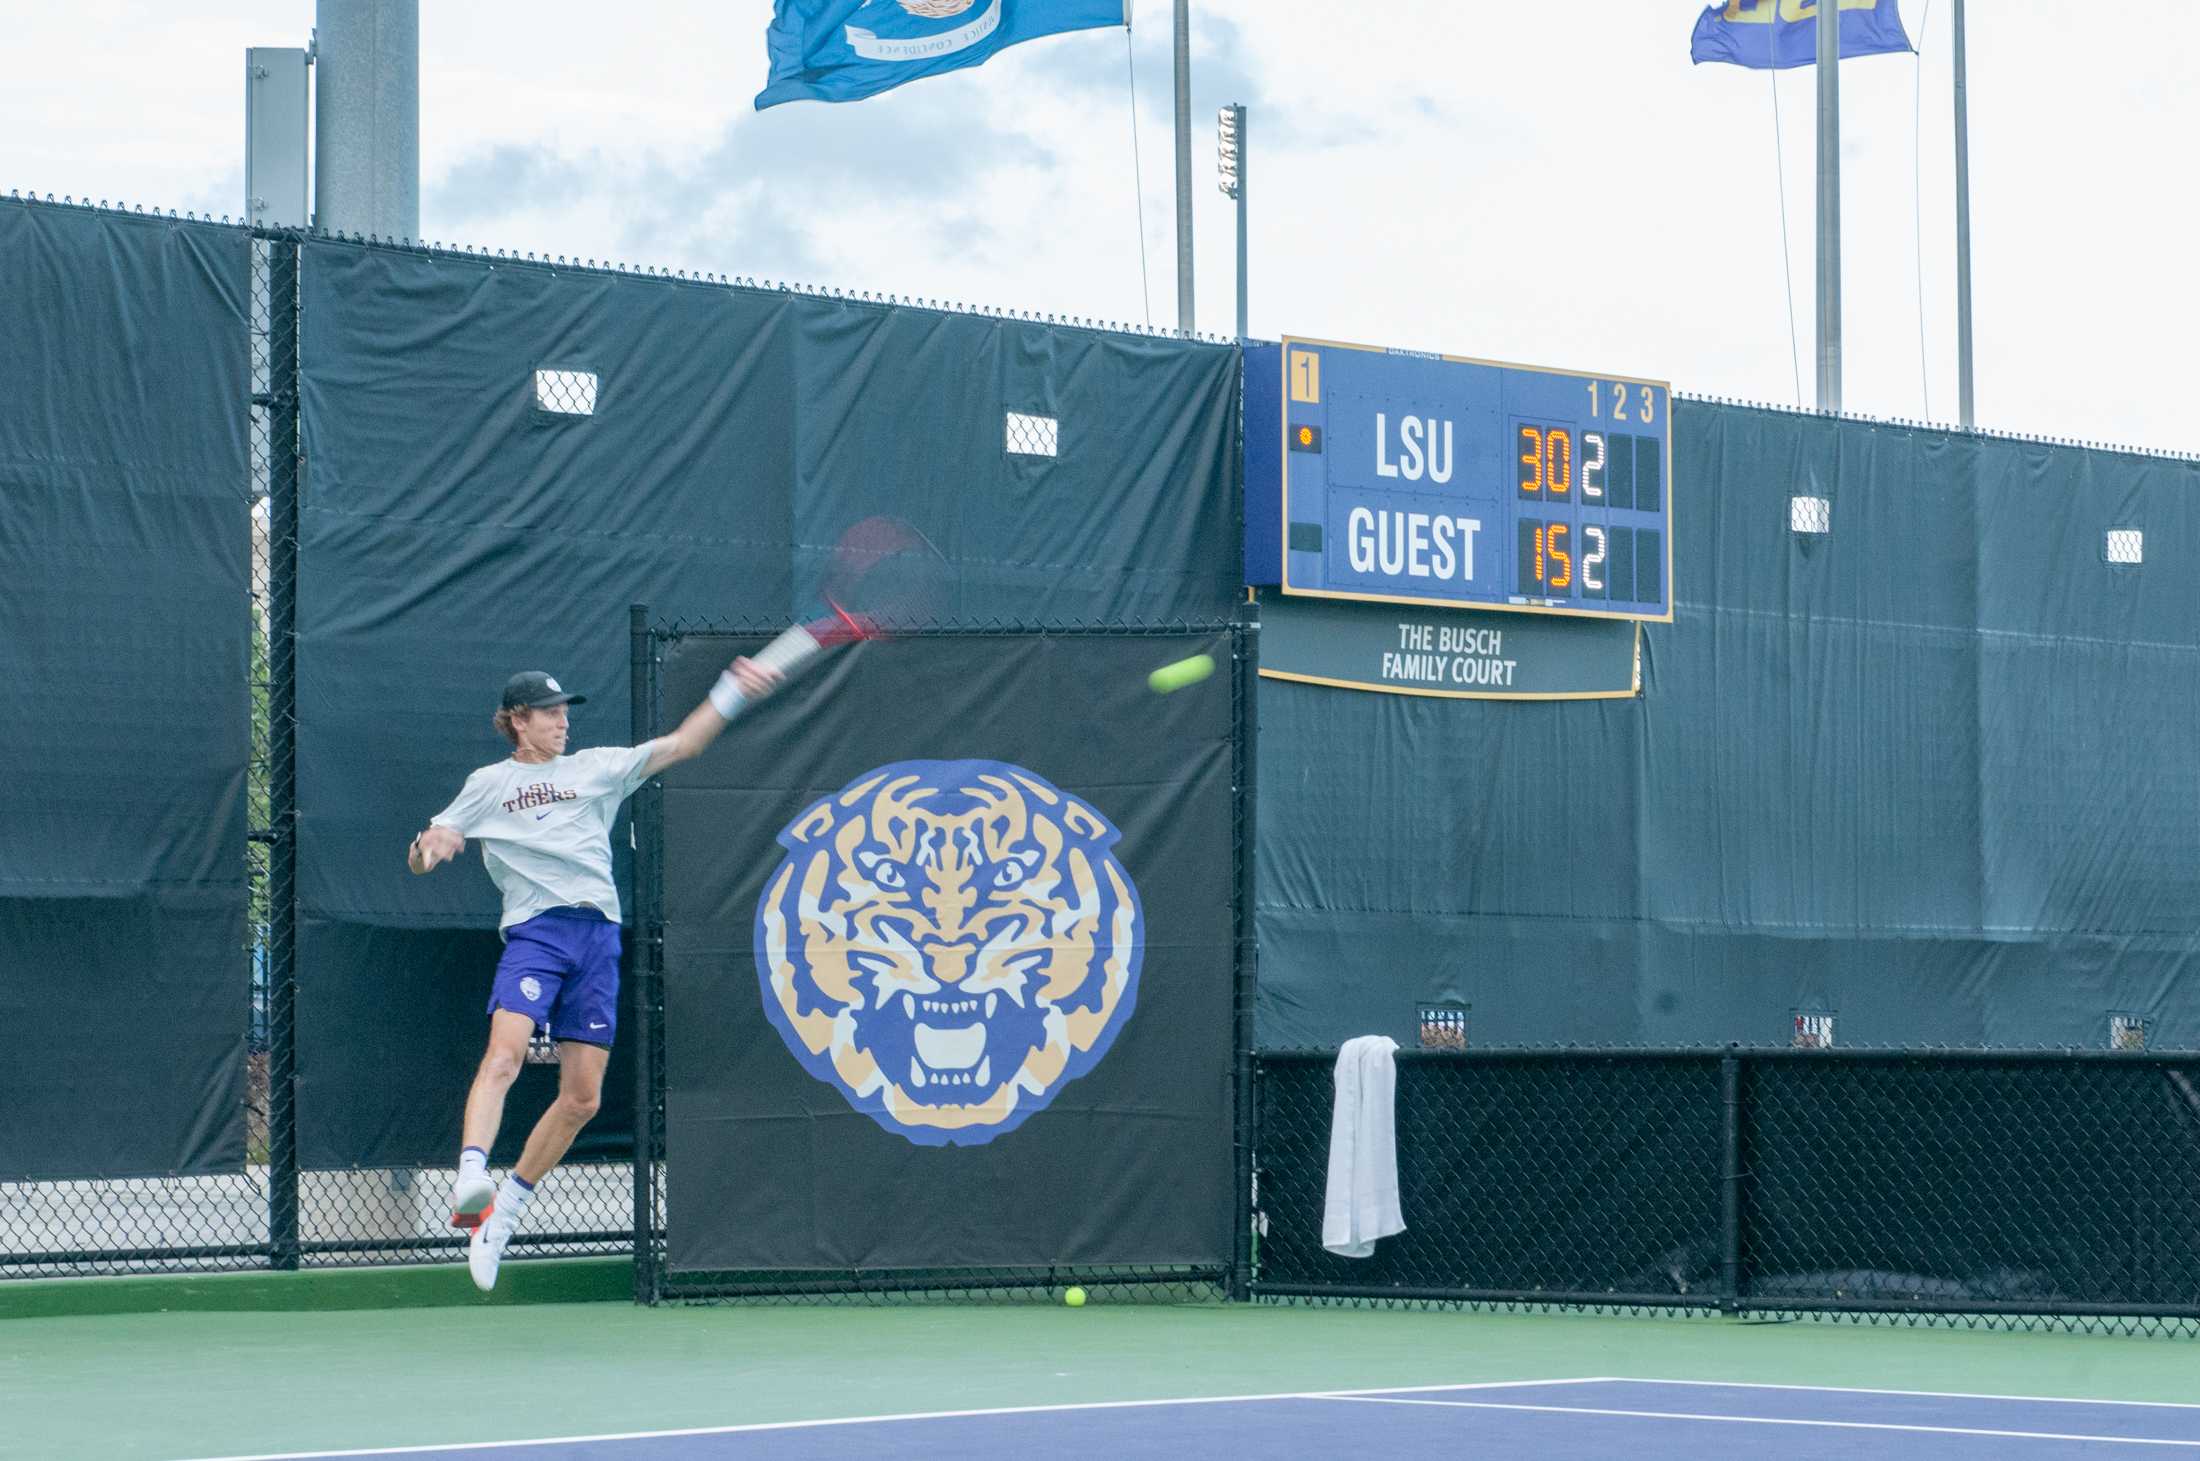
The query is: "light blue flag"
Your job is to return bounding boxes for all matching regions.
[757,0,1126,109]
[1691,0,1912,70]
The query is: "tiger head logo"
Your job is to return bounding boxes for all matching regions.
[753,760,1143,1146]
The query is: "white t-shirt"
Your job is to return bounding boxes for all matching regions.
[431,744,657,931]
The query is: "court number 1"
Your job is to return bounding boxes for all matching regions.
[1289,350,1321,404]
[1586,382,1657,424]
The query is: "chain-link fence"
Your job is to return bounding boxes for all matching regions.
[1252,1051,1723,1307]
[0,227,286,1280]
[2,223,629,1280]
[1250,1048,2200,1332]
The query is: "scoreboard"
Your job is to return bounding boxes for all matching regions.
[1244,337,1673,622]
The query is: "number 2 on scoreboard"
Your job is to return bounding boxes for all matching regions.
[1586,381,1657,425]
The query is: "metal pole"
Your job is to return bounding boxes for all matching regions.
[1720,1052,1744,1311]
[314,0,420,238]
[1814,0,1842,413]
[1173,0,1194,334]
[1952,0,1975,429]
[1234,105,1248,341]
[245,48,312,229]
[264,238,302,1272]
[628,604,656,1304]
[1228,609,1260,1301]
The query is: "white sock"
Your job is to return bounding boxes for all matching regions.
[499,1173,536,1223]
[458,1147,488,1184]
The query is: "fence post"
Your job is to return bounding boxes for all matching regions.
[1720,1049,1742,1312]
[1229,609,1261,1301]
[628,604,659,1304]
[264,235,303,1272]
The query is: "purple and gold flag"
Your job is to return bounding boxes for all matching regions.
[1690,0,1912,70]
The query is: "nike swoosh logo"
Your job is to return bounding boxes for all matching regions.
[534,810,551,820]
[589,1022,607,1030]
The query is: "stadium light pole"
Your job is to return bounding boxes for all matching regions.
[314,0,419,239]
[1173,0,1193,335]
[1953,0,1975,430]
[1814,0,1842,414]
[1217,104,1245,340]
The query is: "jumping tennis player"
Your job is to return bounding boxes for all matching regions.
[409,658,778,1291]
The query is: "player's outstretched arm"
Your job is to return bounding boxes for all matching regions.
[643,656,782,777]
[409,824,465,874]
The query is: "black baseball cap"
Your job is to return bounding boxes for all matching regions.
[501,671,587,710]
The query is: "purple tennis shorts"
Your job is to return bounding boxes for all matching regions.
[489,907,622,1047]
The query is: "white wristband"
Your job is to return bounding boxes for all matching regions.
[708,670,745,718]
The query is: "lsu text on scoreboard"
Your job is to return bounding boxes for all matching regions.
[1244,337,1674,622]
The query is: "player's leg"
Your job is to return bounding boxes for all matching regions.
[470,912,615,1291]
[514,1039,609,1184]
[451,1010,534,1227]
[454,923,563,1229]
[468,1042,606,1291]
[514,911,619,1184]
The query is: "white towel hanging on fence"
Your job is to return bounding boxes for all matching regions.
[1322,1034,1405,1258]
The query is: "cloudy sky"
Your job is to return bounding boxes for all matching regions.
[8,3,2195,454]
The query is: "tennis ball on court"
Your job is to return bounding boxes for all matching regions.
[1147,653,1216,695]
[1064,1286,1087,1307]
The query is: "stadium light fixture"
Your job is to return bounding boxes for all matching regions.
[1216,106,1240,200]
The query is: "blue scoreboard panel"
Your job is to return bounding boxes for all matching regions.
[1244,337,1673,621]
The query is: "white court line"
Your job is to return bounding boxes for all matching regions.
[1323,1395,2200,1449]
[1592,1376,2200,1412]
[171,1377,1617,1461]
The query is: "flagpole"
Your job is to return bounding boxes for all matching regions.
[1815,0,1842,413]
[1173,0,1194,335]
[1952,0,1975,429]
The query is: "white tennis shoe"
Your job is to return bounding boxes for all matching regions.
[450,1171,496,1230]
[468,1203,516,1291]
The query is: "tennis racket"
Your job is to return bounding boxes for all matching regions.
[722,515,947,715]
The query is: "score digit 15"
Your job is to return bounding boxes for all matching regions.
[1517,520,1616,599]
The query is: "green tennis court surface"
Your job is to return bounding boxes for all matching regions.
[7,1279,2198,1461]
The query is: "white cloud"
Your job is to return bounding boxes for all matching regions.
[0,1,2193,452]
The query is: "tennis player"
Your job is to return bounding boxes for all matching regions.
[409,658,778,1291]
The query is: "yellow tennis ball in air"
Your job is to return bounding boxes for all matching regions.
[1147,653,1216,695]
[1064,1286,1087,1307]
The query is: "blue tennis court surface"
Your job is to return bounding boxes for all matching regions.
[188,1379,2200,1459]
